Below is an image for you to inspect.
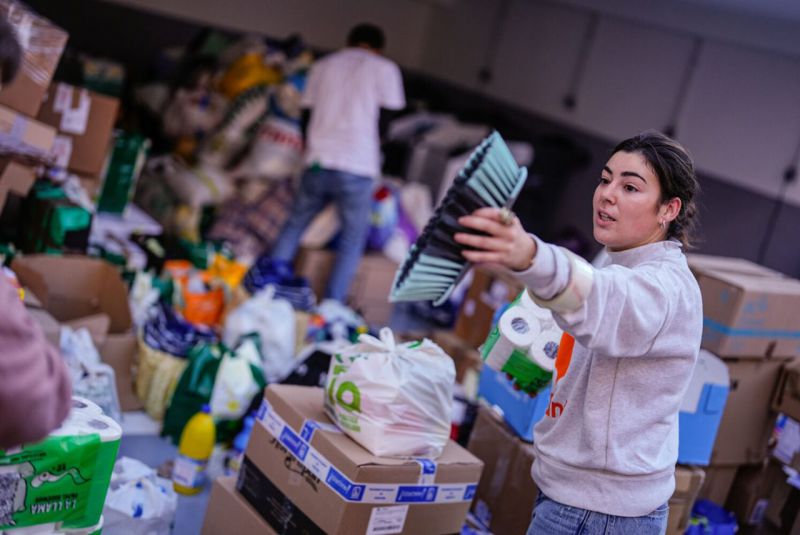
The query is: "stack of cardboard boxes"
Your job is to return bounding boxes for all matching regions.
[685,254,800,531]
[0,0,64,240]
[0,1,121,254]
[202,385,484,534]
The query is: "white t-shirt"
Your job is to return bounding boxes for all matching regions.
[301,47,405,178]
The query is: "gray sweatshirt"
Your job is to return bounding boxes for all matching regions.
[515,239,702,517]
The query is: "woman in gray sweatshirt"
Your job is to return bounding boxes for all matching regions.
[455,131,702,534]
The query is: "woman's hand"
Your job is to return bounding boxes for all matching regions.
[455,207,537,271]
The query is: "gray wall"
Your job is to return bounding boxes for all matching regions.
[81,0,800,274]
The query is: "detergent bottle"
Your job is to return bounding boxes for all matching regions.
[173,404,215,495]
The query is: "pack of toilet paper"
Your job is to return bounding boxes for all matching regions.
[480,289,562,395]
[0,397,121,532]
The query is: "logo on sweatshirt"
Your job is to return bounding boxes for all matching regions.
[546,333,574,419]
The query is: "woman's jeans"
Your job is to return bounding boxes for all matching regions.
[526,492,668,535]
[270,167,373,302]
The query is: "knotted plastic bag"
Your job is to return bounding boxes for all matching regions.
[324,327,455,458]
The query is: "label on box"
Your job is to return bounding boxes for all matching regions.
[366,505,408,535]
[257,398,477,504]
[50,135,72,168]
[54,84,73,113]
[60,90,91,135]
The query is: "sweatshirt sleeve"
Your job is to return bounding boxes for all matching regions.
[0,277,72,449]
[516,241,679,358]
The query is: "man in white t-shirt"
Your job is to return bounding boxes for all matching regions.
[270,23,406,302]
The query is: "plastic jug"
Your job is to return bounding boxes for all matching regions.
[172,404,216,495]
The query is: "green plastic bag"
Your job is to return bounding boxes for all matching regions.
[161,343,222,444]
[161,342,266,444]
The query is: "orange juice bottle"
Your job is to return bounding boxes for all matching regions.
[173,404,216,495]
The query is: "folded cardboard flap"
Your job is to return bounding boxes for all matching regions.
[11,254,132,333]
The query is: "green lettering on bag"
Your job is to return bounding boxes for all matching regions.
[336,381,361,413]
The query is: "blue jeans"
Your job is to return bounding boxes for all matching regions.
[527,492,668,535]
[270,167,373,302]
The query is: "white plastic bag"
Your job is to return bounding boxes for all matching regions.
[60,327,122,423]
[209,338,263,419]
[103,457,177,535]
[223,286,295,383]
[325,327,455,458]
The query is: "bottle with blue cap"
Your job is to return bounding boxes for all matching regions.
[173,404,216,495]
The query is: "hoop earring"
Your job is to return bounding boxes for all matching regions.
[659,220,667,230]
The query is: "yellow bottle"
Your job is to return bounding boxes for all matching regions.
[173,404,216,495]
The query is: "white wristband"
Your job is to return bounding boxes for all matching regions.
[529,247,594,314]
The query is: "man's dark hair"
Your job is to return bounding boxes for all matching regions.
[347,23,385,51]
[0,17,21,85]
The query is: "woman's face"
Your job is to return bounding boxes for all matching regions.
[592,150,674,251]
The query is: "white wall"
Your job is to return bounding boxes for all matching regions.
[102,0,800,206]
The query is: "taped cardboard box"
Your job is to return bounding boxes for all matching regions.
[710,359,783,465]
[688,255,800,358]
[11,254,142,410]
[454,266,524,349]
[238,385,483,535]
[38,83,120,177]
[202,477,277,535]
[0,104,57,155]
[773,358,800,423]
[0,159,36,214]
[0,0,68,116]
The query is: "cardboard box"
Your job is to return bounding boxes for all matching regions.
[38,84,119,177]
[687,253,785,279]
[764,462,800,534]
[294,248,398,327]
[710,359,784,465]
[11,255,142,410]
[0,1,68,116]
[238,385,483,535]
[202,477,278,535]
[0,104,57,154]
[689,255,800,358]
[454,266,524,349]
[773,358,800,422]
[698,465,738,505]
[467,406,537,535]
[726,459,786,526]
[668,466,706,535]
[0,160,36,214]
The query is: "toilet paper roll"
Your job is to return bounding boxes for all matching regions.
[483,307,538,371]
[53,413,122,444]
[70,397,103,417]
